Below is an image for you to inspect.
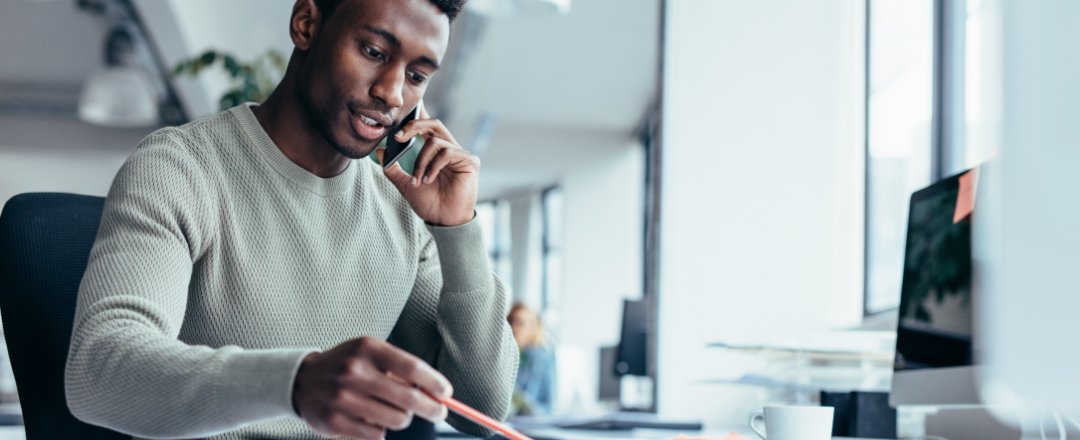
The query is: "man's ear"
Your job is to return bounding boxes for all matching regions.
[290,0,321,51]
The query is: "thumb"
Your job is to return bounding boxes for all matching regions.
[377,148,413,191]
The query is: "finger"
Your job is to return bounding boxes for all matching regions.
[379,149,414,191]
[427,148,480,184]
[396,119,459,146]
[411,138,447,186]
[363,377,448,422]
[323,413,386,440]
[408,103,450,144]
[361,340,453,399]
[342,365,447,422]
[420,147,455,184]
[333,391,413,431]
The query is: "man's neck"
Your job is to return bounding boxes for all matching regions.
[252,82,351,179]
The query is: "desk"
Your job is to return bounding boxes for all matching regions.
[0,425,880,440]
[437,427,887,440]
[505,430,885,440]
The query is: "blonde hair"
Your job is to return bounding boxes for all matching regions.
[508,303,545,347]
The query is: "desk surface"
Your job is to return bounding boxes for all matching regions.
[438,427,886,440]
[513,430,883,440]
[0,425,883,440]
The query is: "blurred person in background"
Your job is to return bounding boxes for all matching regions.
[508,303,554,415]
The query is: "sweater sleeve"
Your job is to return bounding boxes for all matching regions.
[388,219,517,437]
[64,130,315,439]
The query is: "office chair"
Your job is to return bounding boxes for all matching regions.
[0,193,436,440]
[0,193,124,439]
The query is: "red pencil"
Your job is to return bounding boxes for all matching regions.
[437,395,534,440]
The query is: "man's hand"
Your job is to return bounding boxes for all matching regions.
[378,107,479,227]
[292,337,452,439]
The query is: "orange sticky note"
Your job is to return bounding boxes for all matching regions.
[954,168,980,224]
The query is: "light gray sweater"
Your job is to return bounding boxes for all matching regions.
[64,104,516,440]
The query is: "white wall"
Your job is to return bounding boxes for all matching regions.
[0,115,150,205]
[658,0,865,427]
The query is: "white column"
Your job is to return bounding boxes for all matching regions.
[658,0,866,425]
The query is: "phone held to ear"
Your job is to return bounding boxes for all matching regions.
[381,101,423,174]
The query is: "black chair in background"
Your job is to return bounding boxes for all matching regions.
[0,192,436,440]
[0,193,125,439]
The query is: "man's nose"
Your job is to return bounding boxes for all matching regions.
[371,68,405,109]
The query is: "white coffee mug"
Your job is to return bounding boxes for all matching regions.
[747,405,834,440]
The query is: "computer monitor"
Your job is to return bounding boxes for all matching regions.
[614,299,648,377]
[890,168,983,407]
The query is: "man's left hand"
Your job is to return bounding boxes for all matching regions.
[379,107,478,227]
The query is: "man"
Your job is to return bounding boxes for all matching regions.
[64,0,517,439]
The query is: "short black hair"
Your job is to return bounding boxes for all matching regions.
[314,0,466,22]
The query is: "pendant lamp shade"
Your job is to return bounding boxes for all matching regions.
[78,67,159,128]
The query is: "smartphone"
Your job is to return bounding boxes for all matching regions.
[382,101,423,173]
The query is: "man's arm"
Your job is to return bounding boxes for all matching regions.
[65,131,316,438]
[388,221,517,437]
[379,107,518,436]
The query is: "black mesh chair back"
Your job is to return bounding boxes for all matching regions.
[0,193,126,439]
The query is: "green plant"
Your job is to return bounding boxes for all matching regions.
[172,49,287,111]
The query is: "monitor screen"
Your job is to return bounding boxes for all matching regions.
[615,299,648,377]
[894,169,977,371]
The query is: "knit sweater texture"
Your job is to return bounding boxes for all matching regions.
[64,104,516,439]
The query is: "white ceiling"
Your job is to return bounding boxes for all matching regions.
[448,0,662,132]
[0,0,661,199]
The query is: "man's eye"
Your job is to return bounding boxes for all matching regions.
[409,72,428,84]
[364,46,386,61]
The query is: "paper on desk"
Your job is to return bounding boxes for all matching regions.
[707,330,895,355]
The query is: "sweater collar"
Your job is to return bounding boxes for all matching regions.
[231,103,357,197]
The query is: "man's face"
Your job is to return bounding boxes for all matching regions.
[298,0,450,159]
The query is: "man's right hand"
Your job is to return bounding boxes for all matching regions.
[292,337,453,439]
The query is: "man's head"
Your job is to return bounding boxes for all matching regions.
[313,0,466,21]
[287,0,463,159]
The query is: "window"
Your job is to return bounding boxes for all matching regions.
[864,0,1000,314]
[540,187,563,313]
[476,200,512,286]
[958,0,1001,169]
[865,0,935,314]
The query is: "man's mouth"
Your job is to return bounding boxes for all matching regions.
[350,111,389,141]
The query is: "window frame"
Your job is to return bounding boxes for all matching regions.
[539,186,562,312]
[863,0,967,316]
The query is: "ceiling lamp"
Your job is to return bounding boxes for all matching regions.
[77,24,160,127]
